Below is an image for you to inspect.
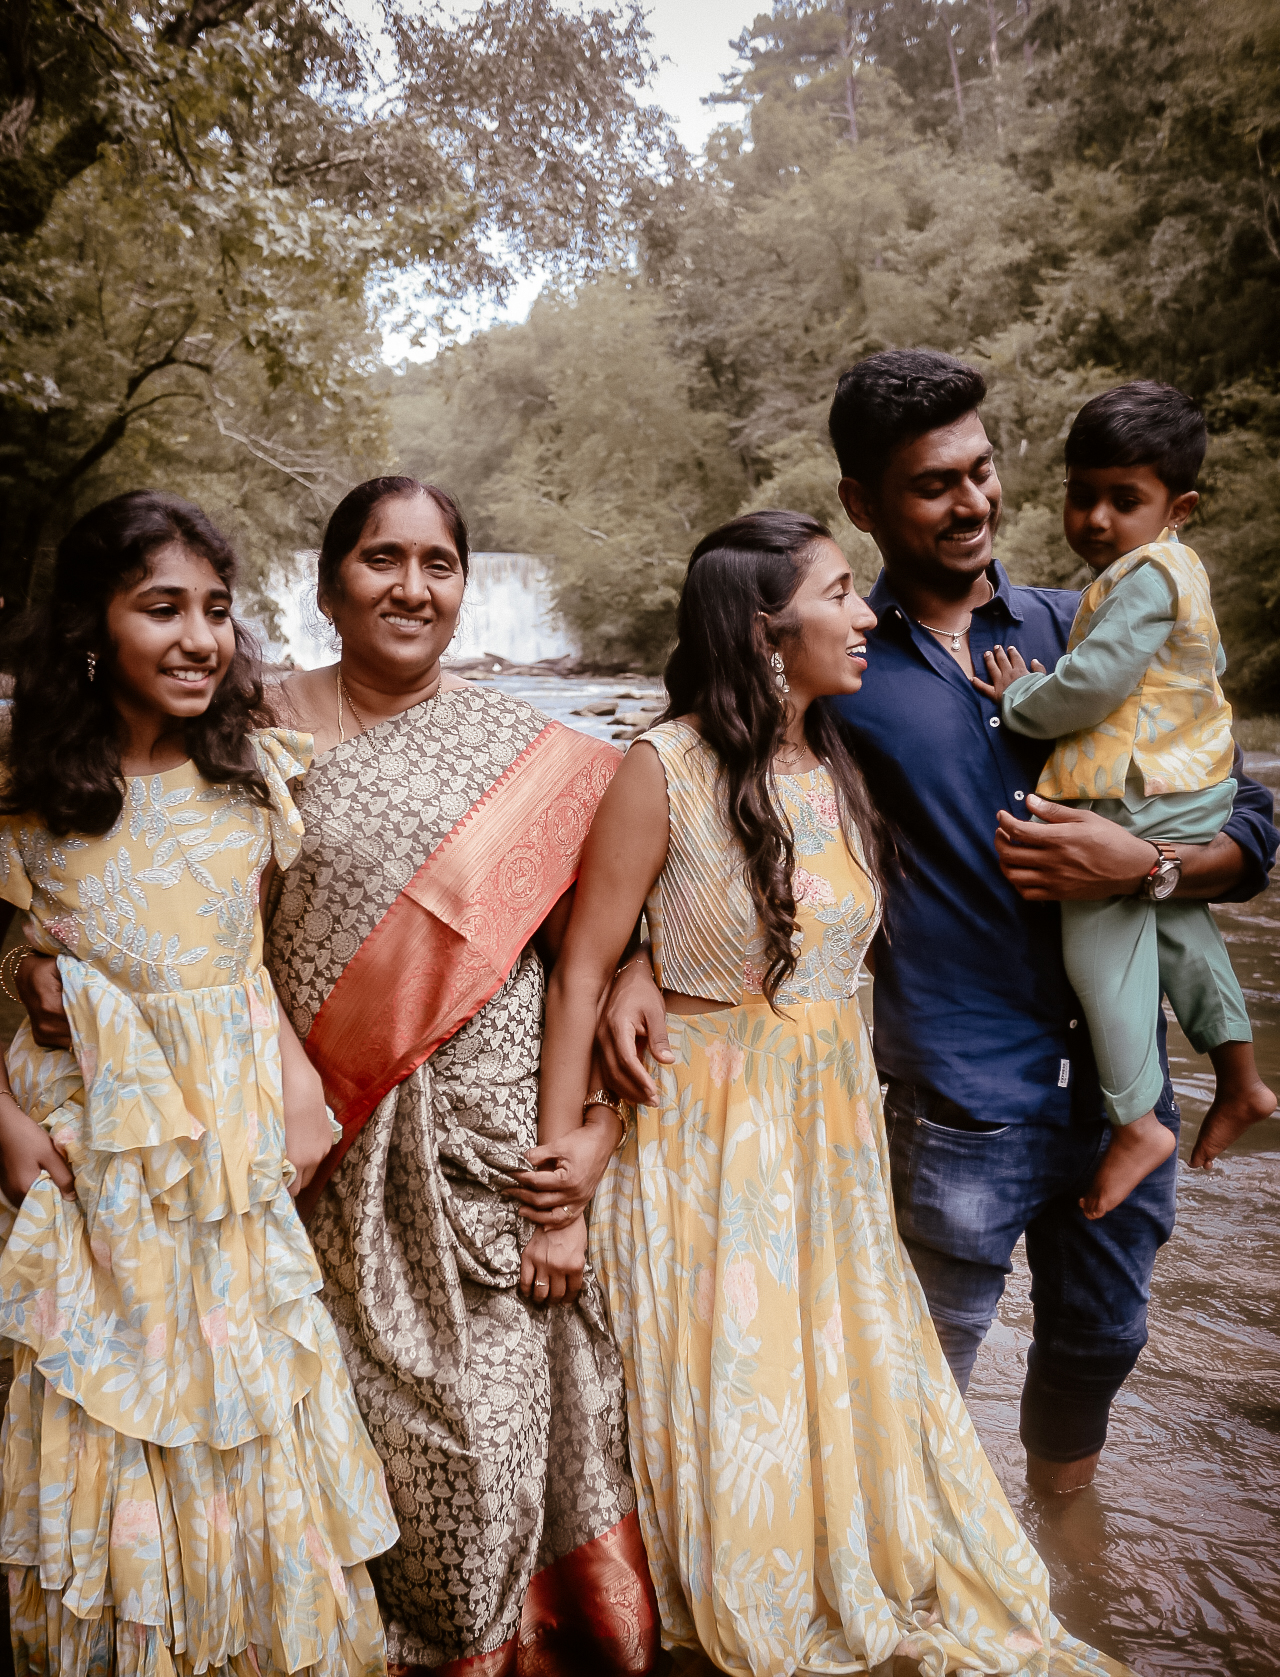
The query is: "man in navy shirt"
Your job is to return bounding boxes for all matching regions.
[599,348,1276,1497]
[827,350,1277,1491]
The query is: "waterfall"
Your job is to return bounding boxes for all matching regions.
[453,553,577,663]
[262,552,575,670]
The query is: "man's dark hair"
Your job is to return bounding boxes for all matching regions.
[828,349,987,486]
[1064,381,1206,495]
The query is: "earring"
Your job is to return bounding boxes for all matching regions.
[86,651,97,682]
[770,651,789,695]
[1170,525,1182,543]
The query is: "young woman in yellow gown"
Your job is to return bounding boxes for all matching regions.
[530,512,1133,1675]
[0,492,396,1676]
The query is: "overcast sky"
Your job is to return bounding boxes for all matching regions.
[376,0,758,359]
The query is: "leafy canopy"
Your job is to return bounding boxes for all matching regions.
[0,0,671,608]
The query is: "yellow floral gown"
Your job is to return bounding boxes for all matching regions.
[591,726,1131,1677]
[0,731,397,1677]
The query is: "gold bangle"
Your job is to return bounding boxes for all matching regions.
[583,1088,622,1117]
[0,946,34,1006]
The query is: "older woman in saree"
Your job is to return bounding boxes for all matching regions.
[262,477,659,1675]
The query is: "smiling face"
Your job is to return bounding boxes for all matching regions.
[1063,463,1198,571]
[774,540,877,704]
[839,409,1001,595]
[104,542,236,725]
[321,492,466,687]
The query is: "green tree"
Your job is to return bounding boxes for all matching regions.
[0,0,669,608]
[391,276,741,666]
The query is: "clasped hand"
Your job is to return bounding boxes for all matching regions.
[509,1106,620,1226]
[519,1212,588,1306]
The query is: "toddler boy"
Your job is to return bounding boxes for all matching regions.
[974,381,1275,1218]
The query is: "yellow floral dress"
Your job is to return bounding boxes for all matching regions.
[591,727,1131,1676]
[0,731,397,1677]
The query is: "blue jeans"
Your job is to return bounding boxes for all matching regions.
[883,1076,1180,1463]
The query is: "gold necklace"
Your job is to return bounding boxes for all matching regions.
[335,668,368,744]
[915,576,995,651]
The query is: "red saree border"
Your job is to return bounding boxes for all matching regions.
[388,1509,661,1676]
[297,722,619,1220]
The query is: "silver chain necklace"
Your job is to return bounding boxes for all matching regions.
[914,576,995,650]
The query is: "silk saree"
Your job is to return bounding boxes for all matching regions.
[264,685,659,1677]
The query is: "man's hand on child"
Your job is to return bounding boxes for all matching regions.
[0,1093,75,1205]
[970,644,1044,701]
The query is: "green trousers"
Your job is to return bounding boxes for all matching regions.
[1050,776,1250,1125]
[1061,895,1251,1125]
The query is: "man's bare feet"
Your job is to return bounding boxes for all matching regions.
[1189,1076,1277,1170]
[1026,1449,1101,1494]
[1080,1110,1176,1220]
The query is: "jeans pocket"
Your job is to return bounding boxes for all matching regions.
[917,1113,1012,1140]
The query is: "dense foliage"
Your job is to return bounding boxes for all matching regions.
[390,0,1280,705]
[0,0,668,609]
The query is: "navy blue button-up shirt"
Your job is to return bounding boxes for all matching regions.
[831,561,1278,1128]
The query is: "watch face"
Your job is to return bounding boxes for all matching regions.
[1151,863,1180,900]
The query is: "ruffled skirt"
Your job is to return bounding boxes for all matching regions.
[0,967,398,1676]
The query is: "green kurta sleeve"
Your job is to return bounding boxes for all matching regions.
[1001,561,1177,740]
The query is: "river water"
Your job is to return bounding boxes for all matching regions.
[505,674,1280,1677]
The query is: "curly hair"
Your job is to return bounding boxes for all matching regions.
[661,510,888,1010]
[2,490,270,836]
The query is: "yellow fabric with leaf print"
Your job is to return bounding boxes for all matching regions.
[592,731,1133,1676]
[1035,533,1234,801]
[0,728,396,1677]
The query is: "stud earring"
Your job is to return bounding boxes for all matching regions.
[86,651,97,682]
[770,651,789,695]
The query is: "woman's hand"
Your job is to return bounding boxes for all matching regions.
[282,1090,335,1196]
[0,1092,75,1205]
[511,1106,621,1226]
[15,953,71,1050]
[519,1213,587,1305]
[278,1005,334,1195]
[595,955,673,1106]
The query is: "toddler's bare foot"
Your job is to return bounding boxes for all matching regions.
[1189,1078,1277,1170]
[1080,1110,1176,1220]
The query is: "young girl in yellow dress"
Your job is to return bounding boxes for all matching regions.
[532,511,1133,1675]
[0,492,396,1675]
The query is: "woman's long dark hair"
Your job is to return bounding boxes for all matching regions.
[662,510,888,1010]
[3,491,270,836]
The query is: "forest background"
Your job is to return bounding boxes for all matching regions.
[4,0,1279,710]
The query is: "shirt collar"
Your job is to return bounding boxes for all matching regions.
[868,558,1024,631]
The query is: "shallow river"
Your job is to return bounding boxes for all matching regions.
[0,675,1273,1675]
[505,674,1280,1677]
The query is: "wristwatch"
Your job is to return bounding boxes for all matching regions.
[1140,842,1182,900]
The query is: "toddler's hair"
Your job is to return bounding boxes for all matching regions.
[1065,381,1206,495]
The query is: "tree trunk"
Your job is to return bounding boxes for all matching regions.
[945,27,967,140]
[843,4,860,146]
[1017,0,1034,70]
[986,0,1003,139]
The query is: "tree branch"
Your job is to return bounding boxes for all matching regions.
[160,0,253,53]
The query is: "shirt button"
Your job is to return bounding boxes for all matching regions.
[1014,790,1025,801]
[1070,1019,1079,1029]
[989,717,1001,728]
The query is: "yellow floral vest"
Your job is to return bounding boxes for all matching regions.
[1036,532,1234,801]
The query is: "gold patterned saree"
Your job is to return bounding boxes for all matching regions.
[264,685,659,1676]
